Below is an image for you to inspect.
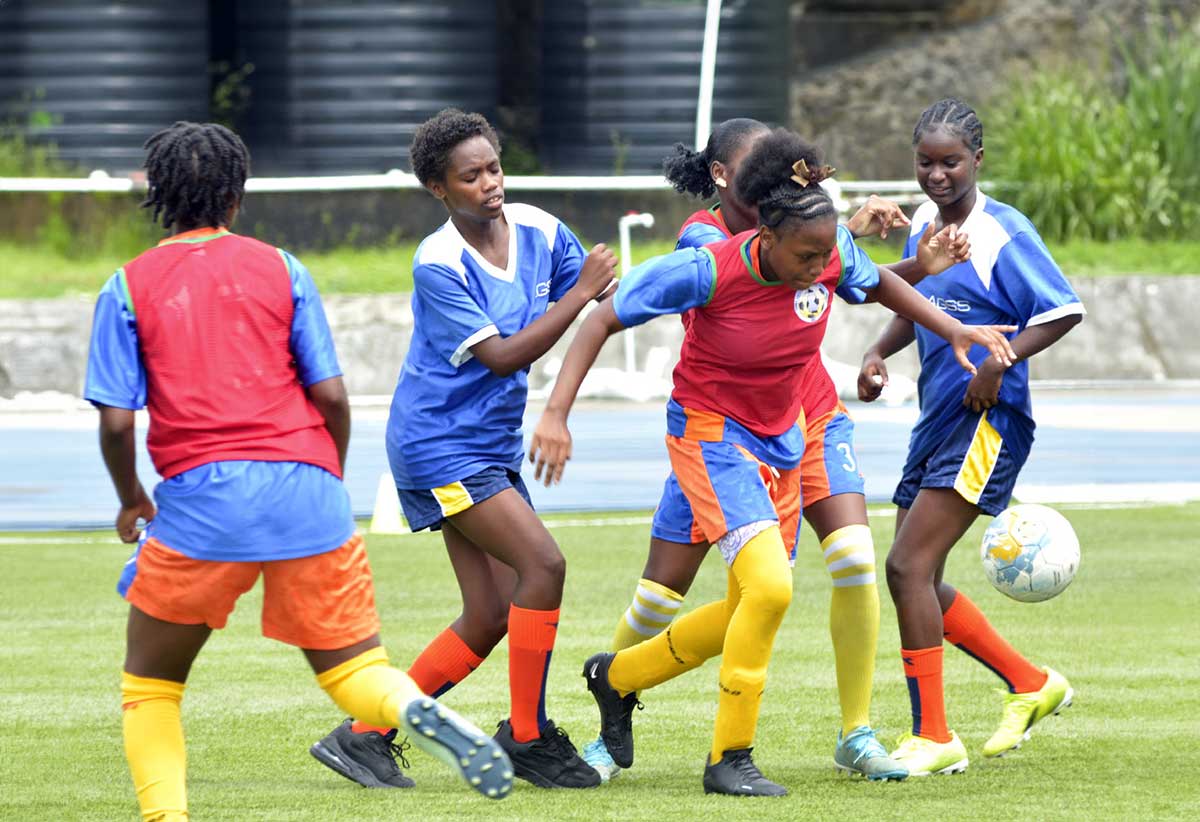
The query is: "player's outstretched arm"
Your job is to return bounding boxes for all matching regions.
[529,300,626,486]
[98,405,155,543]
[471,244,616,378]
[845,195,910,241]
[962,314,1083,412]
[858,315,916,402]
[869,266,1016,375]
[307,376,350,472]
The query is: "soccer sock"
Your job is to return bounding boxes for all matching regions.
[710,526,792,764]
[607,597,731,694]
[901,646,952,743]
[407,625,486,698]
[611,578,685,651]
[121,672,188,822]
[316,646,423,729]
[822,524,880,734]
[508,604,559,743]
[942,590,1048,694]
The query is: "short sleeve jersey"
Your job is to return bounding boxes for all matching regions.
[901,192,1086,463]
[614,225,879,439]
[387,203,586,489]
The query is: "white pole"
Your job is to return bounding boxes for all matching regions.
[617,212,656,373]
[695,0,723,150]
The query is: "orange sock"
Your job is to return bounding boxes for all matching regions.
[508,604,559,743]
[902,646,951,743]
[407,626,486,698]
[943,592,1047,694]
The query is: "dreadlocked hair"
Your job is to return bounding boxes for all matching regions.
[410,108,500,186]
[141,121,249,230]
[735,128,837,229]
[912,98,983,152]
[662,117,769,198]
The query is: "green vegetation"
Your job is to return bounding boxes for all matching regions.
[2,503,1196,819]
[987,13,1200,242]
[3,235,1195,300]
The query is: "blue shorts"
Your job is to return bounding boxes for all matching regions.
[398,466,533,532]
[893,409,1028,516]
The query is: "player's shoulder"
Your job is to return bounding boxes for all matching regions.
[414,221,469,275]
[908,200,940,236]
[504,202,562,249]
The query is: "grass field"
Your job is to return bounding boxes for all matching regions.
[3,237,1198,299]
[2,504,1198,820]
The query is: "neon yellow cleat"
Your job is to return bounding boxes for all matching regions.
[982,666,1073,758]
[890,731,969,777]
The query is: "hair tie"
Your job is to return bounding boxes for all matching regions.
[790,158,836,186]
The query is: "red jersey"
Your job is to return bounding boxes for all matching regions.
[122,229,341,480]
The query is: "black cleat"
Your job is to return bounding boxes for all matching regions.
[582,652,639,769]
[310,719,415,789]
[494,719,601,788]
[702,748,788,797]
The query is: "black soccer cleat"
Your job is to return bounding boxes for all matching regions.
[309,719,415,789]
[702,748,789,797]
[582,652,639,769]
[493,719,601,788]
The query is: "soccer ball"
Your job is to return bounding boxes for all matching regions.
[979,504,1080,602]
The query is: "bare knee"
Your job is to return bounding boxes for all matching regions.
[885,545,932,597]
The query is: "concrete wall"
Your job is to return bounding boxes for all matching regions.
[2,275,1193,400]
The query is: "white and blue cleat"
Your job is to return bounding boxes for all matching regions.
[401,698,514,799]
[581,736,621,784]
[834,725,909,781]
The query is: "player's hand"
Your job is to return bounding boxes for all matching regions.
[916,221,971,276]
[963,357,1006,412]
[574,244,618,302]
[845,195,910,240]
[949,324,1017,375]
[528,409,573,486]
[115,485,156,544]
[858,351,889,402]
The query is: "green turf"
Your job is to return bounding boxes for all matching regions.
[2,236,1197,300]
[1,504,1197,820]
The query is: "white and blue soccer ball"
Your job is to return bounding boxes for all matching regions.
[980,504,1080,603]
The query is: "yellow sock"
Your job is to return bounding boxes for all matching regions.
[122,672,188,822]
[315,646,423,728]
[611,578,685,652]
[711,527,792,764]
[607,598,732,694]
[822,524,880,734]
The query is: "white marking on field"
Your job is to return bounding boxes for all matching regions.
[1014,482,1200,504]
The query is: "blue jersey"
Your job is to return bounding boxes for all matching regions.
[84,248,354,561]
[387,203,585,489]
[902,192,1085,464]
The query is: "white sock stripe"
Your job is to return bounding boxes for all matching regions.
[832,571,877,588]
[635,584,684,610]
[624,610,665,637]
[630,600,675,625]
[822,534,859,559]
[826,553,876,573]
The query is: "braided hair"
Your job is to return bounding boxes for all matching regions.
[912,98,983,152]
[141,122,249,230]
[734,128,838,229]
[410,108,501,186]
[662,117,770,198]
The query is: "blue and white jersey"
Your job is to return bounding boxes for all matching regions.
[387,203,586,489]
[902,191,1085,463]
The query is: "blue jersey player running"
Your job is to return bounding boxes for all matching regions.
[310,108,615,790]
[858,99,1085,777]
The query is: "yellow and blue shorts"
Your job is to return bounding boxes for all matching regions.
[800,403,866,506]
[398,465,533,532]
[118,533,380,650]
[893,408,1029,516]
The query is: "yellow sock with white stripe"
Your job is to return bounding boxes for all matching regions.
[711,526,792,763]
[315,646,424,729]
[822,524,880,734]
[610,578,685,652]
[122,672,189,822]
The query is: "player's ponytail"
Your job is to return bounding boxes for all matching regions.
[662,117,769,199]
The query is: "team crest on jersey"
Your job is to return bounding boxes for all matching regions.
[793,283,829,323]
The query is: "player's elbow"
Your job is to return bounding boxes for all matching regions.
[307,376,349,416]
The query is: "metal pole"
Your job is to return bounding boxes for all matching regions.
[695,0,723,150]
[617,212,656,373]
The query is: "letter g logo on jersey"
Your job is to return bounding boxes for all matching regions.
[793,283,829,323]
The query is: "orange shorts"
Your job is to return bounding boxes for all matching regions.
[122,534,381,650]
[800,403,866,506]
